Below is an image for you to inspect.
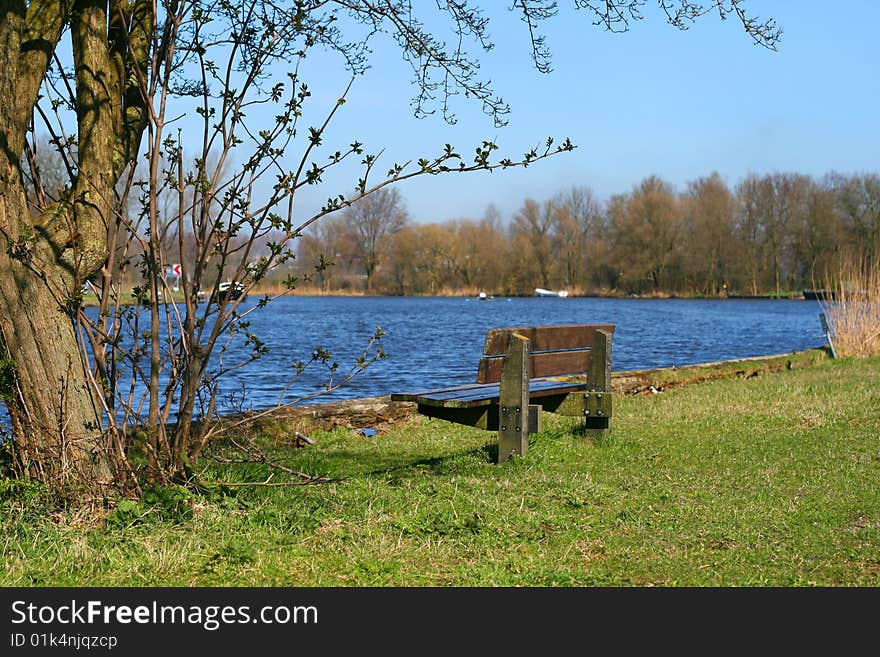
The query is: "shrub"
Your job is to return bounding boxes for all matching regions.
[104,484,194,529]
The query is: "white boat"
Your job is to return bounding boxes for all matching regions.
[534,288,569,298]
[213,280,246,303]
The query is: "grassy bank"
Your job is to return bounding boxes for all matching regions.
[2,353,879,586]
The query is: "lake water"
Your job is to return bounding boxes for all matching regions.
[0,296,829,432]
[206,295,827,411]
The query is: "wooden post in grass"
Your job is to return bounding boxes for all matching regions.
[584,329,612,436]
[498,332,530,463]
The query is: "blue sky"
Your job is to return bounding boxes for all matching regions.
[265,1,880,225]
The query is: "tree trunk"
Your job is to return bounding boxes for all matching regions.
[0,192,115,495]
[0,0,150,498]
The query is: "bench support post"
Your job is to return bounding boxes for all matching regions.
[498,333,530,463]
[583,329,612,437]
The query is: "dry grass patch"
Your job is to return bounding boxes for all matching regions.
[822,259,880,357]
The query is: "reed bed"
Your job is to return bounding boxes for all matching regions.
[820,259,880,358]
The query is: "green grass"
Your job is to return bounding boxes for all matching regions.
[2,355,879,586]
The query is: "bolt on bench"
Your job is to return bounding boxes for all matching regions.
[391,323,615,463]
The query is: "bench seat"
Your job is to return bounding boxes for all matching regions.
[392,375,592,408]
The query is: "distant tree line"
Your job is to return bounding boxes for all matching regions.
[291,171,880,297]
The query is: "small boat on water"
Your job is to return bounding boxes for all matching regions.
[803,289,836,301]
[213,280,246,303]
[535,288,569,298]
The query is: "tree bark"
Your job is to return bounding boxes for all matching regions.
[0,0,150,496]
[0,191,114,492]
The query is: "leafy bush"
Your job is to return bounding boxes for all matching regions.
[0,478,47,509]
[104,485,194,529]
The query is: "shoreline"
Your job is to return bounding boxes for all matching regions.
[79,289,812,306]
[245,348,831,433]
[254,288,808,300]
[277,292,808,300]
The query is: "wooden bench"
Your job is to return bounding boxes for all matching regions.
[391,323,615,463]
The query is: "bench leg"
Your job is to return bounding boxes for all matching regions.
[584,328,612,438]
[498,333,530,463]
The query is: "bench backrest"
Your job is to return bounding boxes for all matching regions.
[476,323,615,385]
